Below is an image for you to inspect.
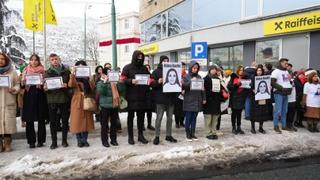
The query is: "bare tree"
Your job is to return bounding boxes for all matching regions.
[86,30,99,65]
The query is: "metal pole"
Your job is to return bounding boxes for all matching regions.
[111,0,117,69]
[43,0,47,67]
[32,31,35,54]
[84,4,87,61]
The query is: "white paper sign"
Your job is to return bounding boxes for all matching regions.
[45,77,63,90]
[0,75,10,88]
[255,75,271,101]
[163,62,182,93]
[135,74,150,85]
[108,71,120,82]
[212,79,221,92]
[240,79,252,89]
[25,74,42,85]
[75,67,91,77]
[191,79,204,91]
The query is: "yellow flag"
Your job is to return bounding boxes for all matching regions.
[24,0,44,31]
[45,0,58,25]
[24,0,57,32]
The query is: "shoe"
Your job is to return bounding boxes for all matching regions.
[83,141,90,147]
[274,126,282,134]
[232,128,238,135]
[110,141,118,146]
[212,135,218,140]
[62,141,69,148]
[251,129,256,134]
[290,127,298,132]
[138,135,148,144]
[147,125,155,131]
[206,135,214,140]
[50,143,58,150]
[295,122,305,128]
[128,138,135,145]
[186,129,192,142]
[237,127,245,134]
[176,124,180,128]
[191,129,198,141]
[153,136,160,145]
[165,136,177,143]
[78,140,84,148]
[259,128,266,134]
[29,144,36,149]
[37,143,44,147]
[102,141,110,148]
[282,127,292,131]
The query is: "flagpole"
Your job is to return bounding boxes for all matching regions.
[43,0,47,68]
[33,31,35,54]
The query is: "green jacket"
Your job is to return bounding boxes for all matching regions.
[96,81,126,109]
[44,65,71,104]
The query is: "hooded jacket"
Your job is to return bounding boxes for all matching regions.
[151,55,177,105]
[203,65,224,115]
[121,50,150,110]
[182,61,206,112]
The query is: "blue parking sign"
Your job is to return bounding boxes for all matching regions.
[191,42,208,59]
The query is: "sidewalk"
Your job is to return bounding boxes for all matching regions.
[1,113,320,179]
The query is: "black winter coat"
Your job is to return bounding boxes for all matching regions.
[121,50,150,110]
[203,75,224,115]
[227,73,248,110]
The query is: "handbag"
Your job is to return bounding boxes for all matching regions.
[83,97,97,112]
[119,96,128,110]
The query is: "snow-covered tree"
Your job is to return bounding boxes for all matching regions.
[86,30,99,64]
[0,0,27,67]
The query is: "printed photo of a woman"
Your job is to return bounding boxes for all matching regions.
[255,80,270,100]
[163,68,181,92]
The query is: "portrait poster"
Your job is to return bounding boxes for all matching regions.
[162,62,182,93]
[255,75,271,101]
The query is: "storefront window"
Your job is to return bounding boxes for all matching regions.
[209,45,243,72]
[263,0,320,15]
[255,39,280,66]
[142,15,161,43]
[168,0,192,36]
[193,0,241,29]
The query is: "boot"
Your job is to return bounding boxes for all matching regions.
[128,137,135,145]
[307,122,314,132]
[274,126,282,134]
[147,125,155,131]
[232,126,237,134]
[237,126,245,134]
[251,121,256,134]
[77,140,84,148]
[138,132,148,144]
[153,136,160,145]
[259,124,266,134]
[4,137,12,152]
[50,141,58,150]
[110,136,118,146]
[186,128,192,142]
[191,129,198,141]
[313,122,319,133]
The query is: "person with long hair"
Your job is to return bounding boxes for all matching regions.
[302,71,320,132]
[0,53,20,152]
[68,60,95,147]
[21,54,48,148]
[227,65,248,134]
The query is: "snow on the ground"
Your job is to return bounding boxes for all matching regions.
[1,113,320,179]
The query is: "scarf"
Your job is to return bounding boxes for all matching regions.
[49,64,63,75]
[0,62,12,75]
[111,82,120,108]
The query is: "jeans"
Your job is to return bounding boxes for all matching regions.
[245,96,251,119]
[185,111,198,130]
[155,104,174,137]
[76,132,88,142]
[273,94,288,127]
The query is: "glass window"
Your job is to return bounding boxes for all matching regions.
[255,39,280,66]
[193,0,241,29]
[124,19,130,29]
[124,45,129,53]
[143,14,161,43]
[244,0,259,17]
[161,13,167,38]
[264,0,320,15]
[168,0,192,36]
[209,45,243,71]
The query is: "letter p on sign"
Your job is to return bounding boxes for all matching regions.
[191,42,208,66]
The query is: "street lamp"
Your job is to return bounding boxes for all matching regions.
[84,3,92,61]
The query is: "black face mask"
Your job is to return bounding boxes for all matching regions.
[135,58,144,66]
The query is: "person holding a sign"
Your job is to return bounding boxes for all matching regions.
[302,72,320,132]
[151,56,178,145]
[250,66,272,134]
[121,50,150,145]
[271,58,293,133]
[182,61,206,142]
[44,53,71,149]
[203,65,226,140]
[68,61,95,148]
[21,54,48,148]
[0,53,20,152]
[228,65,248,135]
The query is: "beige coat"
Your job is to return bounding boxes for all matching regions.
[0,68,20,134]
[68,75,95,134]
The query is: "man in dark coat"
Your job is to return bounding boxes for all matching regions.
[121,50,149,145]
[151,55,178,145]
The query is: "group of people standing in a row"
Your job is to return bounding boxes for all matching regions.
[0,50,319,153]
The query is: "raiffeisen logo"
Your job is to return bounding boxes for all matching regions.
[264,11,320,36]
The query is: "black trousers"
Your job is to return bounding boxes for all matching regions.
[175,114,185,126]
[127,110,145,139]
[216,115,221,130]
[287,104,296,128]
[231,109,242,128]
[26,120,46,145]
[48,103,69,143]
[100,108,118,143]
[145,110,152,126]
